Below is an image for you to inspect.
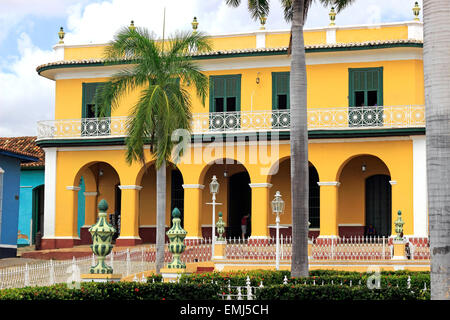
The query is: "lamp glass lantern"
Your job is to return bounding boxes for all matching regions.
[209,175,220,194]
[271,191,285,215]
[271,191,285,270]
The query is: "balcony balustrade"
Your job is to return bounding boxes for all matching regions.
[36,105,425,140]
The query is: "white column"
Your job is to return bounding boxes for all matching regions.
[412,135,428,238]
[52,44,65,61]
[326,26,337,44]
[255,30,266,48]
[43,147,57,239]
[407,21,423,41]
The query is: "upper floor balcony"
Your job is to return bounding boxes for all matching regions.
[36,105,425,141]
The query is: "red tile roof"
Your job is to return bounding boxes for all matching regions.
[0,136,44,168]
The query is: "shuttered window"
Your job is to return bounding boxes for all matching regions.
[349,68,383,107]
[209,75,241,112]
[272,72,290,110]
[82,82,110,118]
[81,82,111,136]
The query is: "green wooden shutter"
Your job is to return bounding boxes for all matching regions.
[82,82,111,118]
[209,75,241,112]
[272,72,290,110]
[349,68,383,107]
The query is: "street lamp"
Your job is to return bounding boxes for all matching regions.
[208,175,221,259]
[271,191,285,270]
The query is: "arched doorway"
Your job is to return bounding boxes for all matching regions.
[137,163,184,243]
[200,159,251,239]
[170,169,184,227]
[74,162,121,244]
[31,184,44,244]
[228,171,251,238]
[268,158,320,238]
[365,174,392,237]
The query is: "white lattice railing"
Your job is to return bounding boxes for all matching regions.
[222,236,430,261]
[36,105,425,140]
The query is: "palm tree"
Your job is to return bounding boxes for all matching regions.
[95,25,211,274]
[225,0,354,277]
[423,0,450,300]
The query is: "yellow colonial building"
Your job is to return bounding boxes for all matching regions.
[35,11,428,250]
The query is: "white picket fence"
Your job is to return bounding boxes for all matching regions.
[223,236,430,261]
[0,248,155,289]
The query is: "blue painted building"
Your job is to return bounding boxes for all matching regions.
[0,138,39,258]
[14,137,86,248]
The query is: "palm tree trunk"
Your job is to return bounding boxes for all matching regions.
[290,0,309,278]
[155,159,166,274]
[423,0,450,300]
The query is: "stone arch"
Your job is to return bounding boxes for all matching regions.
[199,158,251,239]
[336,154,391,237]
[135,160,185,243]
[267,157,321,238]
[335,153,391,182]
[72,161,121,243]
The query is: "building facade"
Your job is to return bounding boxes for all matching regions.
[35,14,428,249]
[0,138,39,257]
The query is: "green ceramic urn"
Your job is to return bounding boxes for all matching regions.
[89,199,116,274]
[166,207,187,269]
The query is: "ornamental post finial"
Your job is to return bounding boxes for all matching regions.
[58,27,65,44]
[329,7,336,26]
[129,20,136,31]
[394,210,405,241]
[216,211,226,241]
[259,15,267,30]
[413,2,421,21]
[166,208,187,269]
[88,199,116,274]
[191,17,199,34]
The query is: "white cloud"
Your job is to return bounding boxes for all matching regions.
[0,33,54,136]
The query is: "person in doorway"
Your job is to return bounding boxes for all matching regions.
[367,224,376,236]
[241,214,250,239]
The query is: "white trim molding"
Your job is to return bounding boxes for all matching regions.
[317,181,341,187]
[83,192,98,196]
[118,185,143,190]
[248,236,271,240]
[326,26,337,44]
[255,30,266,48]
[0,244,18,249]
[182,184,205,189]
[389,180,397,185]
[116,236,142,240]
[412,135,428,238]
[249,183,273,188]
[43,147,57,239]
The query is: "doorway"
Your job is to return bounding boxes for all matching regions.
[228,171,251,238]
[365,174,392,237]
[31,185,45,244]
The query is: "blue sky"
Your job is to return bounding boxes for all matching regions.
[0,0,422,137]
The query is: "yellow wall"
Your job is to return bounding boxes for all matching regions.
[336,26,408,44]
[54,58,424,119]
[53,137,415,239]
[61,24,410,60]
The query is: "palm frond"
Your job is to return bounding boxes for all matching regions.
[318,0,356,13]
[225,0,241,7]
[247,0,270,21]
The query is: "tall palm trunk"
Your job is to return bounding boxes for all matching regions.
[155,160,166,274]
[423,0,450,300]
[290,0,309,278]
